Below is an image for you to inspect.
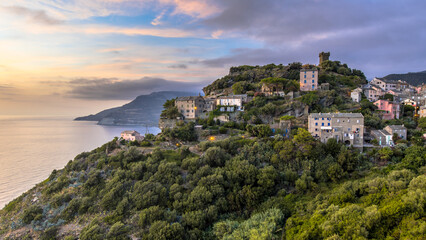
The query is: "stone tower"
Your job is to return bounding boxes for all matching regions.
[319,52,330,65]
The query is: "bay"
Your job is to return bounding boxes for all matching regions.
[0,115,160,208]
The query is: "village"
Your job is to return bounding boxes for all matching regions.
[120,52,425,150]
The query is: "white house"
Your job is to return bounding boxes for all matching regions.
[351,88,362,102]
[121,130,144,141]
[216,96,244,111]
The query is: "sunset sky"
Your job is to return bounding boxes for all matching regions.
[1,0,425,116]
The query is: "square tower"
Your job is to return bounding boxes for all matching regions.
[319,52,330,65]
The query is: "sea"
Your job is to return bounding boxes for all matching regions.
[0,115,160,208]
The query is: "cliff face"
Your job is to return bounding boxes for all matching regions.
[75,91,196,126]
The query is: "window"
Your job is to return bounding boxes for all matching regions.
[322,123,324,126]
[322,118,324,120]
[312,80,315,83]
[312,85,315,89]
[304,80,306,83]
[315,118,318,120]
[304,75,307,78]
[357,120,359,123]
[348,119,350,123]
[337,119,340,123]
[315,128,318,131]
[348,128,351,131]
[328,123,330,126]
[315,122,318,126]
[312,75,315,78]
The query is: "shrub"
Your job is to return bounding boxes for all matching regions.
[22,205,43,224]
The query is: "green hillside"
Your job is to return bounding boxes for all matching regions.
[0,126,424,239]
[384,70,426,86]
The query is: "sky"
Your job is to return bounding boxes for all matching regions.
[0,0,425,116]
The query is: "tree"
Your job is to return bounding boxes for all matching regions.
[106,222,130,240]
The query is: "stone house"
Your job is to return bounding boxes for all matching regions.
[384,125,407,140]
[308,113,364,148]
[374,99,400,120]
[371,130,393,146]
[300,69,318,91]
[261,83,284,96]
[121,130,144,141]
[175,96,207,119]
[371,125,407,146]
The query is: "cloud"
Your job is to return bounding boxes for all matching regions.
[151,10,166,26]
[43,77,205,100]
[98,48,126,54]
[1,6,64,25]
[168,64,188,69]
[159,0,222,18]
[198,0,426,78]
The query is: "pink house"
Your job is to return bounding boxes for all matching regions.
[374,100,400,120]
[121,130,144,141]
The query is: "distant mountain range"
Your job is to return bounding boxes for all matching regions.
[384,70,426,86]
[74,91,197,126]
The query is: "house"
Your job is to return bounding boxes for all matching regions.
[300,69,318,91]
[371,130,393,146]
[402,98,417,107]
[204,98,217,112]
[363,84,385,102]
[351,88,363,102]
[371,77,397,91]
[121,130,143,141]
[420,106,426,118]
[175,96,206,119]
[217,95,244,112]
[318,83,330,91]
[371,125,407,146]
[384,125,407,140]
[261,83,284,96]
[374,99,400,120]
[308,113,364,147]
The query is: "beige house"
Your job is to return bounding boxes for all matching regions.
[420,106,426,118]
[371,77,397,91]
[175,96,207,119]
[308,113,364,147]
[121,130,143,141]
[300,69,318,91]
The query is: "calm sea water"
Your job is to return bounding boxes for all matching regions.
[0,115,160,208]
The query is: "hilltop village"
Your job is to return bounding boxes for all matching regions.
[1,53,425,240]
[159,52,426,149]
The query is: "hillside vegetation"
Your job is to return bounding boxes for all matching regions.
[0,124,425,239]
[203,61,366,95]
[384,70,426,86]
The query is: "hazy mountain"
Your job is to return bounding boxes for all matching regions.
[384,70,426,86]
[75,91,197,126]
